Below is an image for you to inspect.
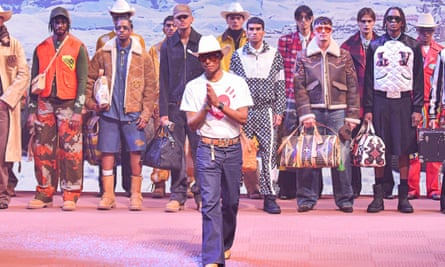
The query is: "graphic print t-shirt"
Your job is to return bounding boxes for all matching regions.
[180,71,253,138]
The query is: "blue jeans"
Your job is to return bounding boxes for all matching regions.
[196,141,242,265]
[168,103,199,203]
[296,109,354,208]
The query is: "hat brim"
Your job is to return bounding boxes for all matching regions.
[108,8,135,16]
[220,11,250,20]
[0,11,12,22]
[188,45,231,58]
[415,24,438,28]
[174,11,192,18]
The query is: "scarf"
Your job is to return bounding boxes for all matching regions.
[0,25,10,47]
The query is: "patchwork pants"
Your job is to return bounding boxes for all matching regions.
[33,98,83,202]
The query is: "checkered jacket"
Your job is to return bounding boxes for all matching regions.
[230,41,286,115]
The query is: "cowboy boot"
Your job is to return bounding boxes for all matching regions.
[367,184,384,213]
[129,175,143,211]
[398,183,414,213]
[98,175,116,210]
[152,182,166,198]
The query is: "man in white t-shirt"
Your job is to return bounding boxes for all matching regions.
[180,35,253,267]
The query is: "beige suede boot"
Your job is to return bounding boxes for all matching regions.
[129,175,143,211]
[97,175,116,210]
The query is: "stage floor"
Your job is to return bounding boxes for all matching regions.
[1,192,444,267]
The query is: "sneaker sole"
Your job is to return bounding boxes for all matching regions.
[27,202,52,209]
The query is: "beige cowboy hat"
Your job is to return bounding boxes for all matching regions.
[0,6,12,22]
[188,35,231,57]
[415,13,437,28]
[220,2,250,19]
[109,0,135,16]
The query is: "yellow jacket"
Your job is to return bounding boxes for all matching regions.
[217,30,248,71]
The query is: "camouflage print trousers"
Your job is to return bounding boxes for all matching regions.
[33,97,82,201]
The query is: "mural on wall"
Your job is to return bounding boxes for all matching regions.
[3,0,445,61]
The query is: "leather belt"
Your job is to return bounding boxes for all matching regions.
[200,136,240,147]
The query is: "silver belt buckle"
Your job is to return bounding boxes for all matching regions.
[386,90,401,99]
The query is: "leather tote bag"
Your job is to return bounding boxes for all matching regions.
[143,125,182,170]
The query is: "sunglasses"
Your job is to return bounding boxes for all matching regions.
[175,15,189,20]
[315,25,332,33]
[198,52,222,63]
[297,15,312,22]
[386,16,402,23]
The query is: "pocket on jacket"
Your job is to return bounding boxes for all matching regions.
[332,81,347,91]
[306,80,320,91]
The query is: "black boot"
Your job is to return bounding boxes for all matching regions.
[397,184,414,213]
[367,184,384,213]
[382,182,394,199]
[263,195,281,214]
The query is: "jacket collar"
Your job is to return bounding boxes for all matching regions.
[221,29,247,41]
[170,27,201,47]
[102,36,143,55]
[306,37,341,57]
[243,40,270,55]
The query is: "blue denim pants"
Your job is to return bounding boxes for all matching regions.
[296,109,354,208]
[196,141,242,265]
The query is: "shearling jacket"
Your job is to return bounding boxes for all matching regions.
[294,38,360,124]
[86,36,157,121]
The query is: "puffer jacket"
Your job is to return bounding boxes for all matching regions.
[294,38,360,123]
[86,36,157,121]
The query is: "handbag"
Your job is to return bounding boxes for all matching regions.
[240,131,258,172]
[93,69,110,105]
[83,112,102,166]
[278,123,341,169]
[350,120,386,167]
[143,125,183,170]
[31,36,69,95]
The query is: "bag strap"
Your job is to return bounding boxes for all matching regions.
[42,35,70,74]
[365,119,376,135]
[277,125,302,154]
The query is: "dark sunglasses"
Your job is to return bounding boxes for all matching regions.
[315,25,332,33]
[198,52,222,63]
[386,16,402,23]
[297,15,311,22]
[175,15,189,20]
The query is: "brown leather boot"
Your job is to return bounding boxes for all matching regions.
[129,175,143,211]
[98,175,116,210]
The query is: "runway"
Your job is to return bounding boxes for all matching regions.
[1,192,444,267]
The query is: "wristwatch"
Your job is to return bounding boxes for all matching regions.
[217,102,224,110]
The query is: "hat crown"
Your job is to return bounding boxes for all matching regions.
[226,2,245,13]
[50,7,70,22]
[0,5,13,21]
[415,13,437,28]
[220,2,249,19]
[197,35,222,54]
[109,0,135,15]
[173,4,192,17]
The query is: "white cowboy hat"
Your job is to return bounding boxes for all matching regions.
[188,35,231,57]
[0,6,12,22]
[220,2,250,19]
[415,13,437,28]
[109,0,135,16]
